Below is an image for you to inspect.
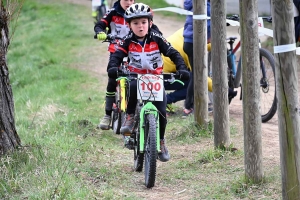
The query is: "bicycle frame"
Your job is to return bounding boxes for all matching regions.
[227,38,242,88]
[228,39,268,89]
[120,78,126,111]
[116,75,161,152]
[137,74,183,153]
[118,73,183,153]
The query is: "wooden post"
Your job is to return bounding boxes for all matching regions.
[210,0,230,148]
[239,0,263,182]
[193,0,208,126]
[272,0,300,198]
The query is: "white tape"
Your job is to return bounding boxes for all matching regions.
[294,4,299,17]
[258,27,274,37]
[153,5,300,55]
[153,7,193,15]
[193,15,208,20]
[296,47,300,55]
[274,43,296,53]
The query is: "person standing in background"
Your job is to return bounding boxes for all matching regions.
[182,0,211,117]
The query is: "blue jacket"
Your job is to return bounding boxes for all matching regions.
[183,0,211,43]
[294,0,300,42]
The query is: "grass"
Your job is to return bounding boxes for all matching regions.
[0,0,283,199]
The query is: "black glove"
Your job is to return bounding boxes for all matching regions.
[107,67,119,79]
[176,70,190,81]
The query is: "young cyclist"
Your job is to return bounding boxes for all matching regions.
[94,0,134,130]
[94,0,162,130]
[106,3,190,162]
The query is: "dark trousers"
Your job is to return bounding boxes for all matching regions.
[183,42,194,109]
[106,77,117,93]
[127,80,167,139]
[164,80,189,104]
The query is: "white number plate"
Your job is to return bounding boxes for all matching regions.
[137,74,163,101]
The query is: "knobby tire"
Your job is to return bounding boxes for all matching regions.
[144,113,157,188]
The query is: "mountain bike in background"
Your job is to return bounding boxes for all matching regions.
[94,34,126,134]
[226,15,277,122]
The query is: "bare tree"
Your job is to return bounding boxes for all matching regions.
[0,1,24,155]
[272,0,300,198]
[193,0,208,126]
[239,0,263,182]
[210,0,230,148]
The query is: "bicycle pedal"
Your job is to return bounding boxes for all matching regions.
[124,137,135,150]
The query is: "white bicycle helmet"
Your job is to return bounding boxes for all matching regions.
[124,3,153,22]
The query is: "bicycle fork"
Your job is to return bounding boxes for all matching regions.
[139,102,160,153]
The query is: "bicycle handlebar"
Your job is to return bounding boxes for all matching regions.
[93,33,124,43]
[226,15,272,25]
[116,71,185,85]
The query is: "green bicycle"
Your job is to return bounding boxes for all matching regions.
[117,71,183,188]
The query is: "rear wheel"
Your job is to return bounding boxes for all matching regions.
[133,129,144,172]
[259,48,277,122]
[112,111,124,134]
[144,114,157,188]
[133,104,143,171]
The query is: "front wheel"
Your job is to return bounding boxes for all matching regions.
[259,48,277,122]
[144,113,157,188]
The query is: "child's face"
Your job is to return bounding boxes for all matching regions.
[129,18,152,39]
[120,0,134,11]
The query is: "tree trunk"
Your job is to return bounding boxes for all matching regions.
[272,0,300,198]
[210,0,230,148]
[239,0,263,182]
[0,4,21,155]
[193,0,208,126]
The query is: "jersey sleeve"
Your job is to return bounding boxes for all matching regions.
[107,39,129,71]
[94,9,114,33]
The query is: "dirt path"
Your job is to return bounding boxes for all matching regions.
[68,0,280,180]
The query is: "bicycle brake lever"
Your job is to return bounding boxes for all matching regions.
[167,76,175,83]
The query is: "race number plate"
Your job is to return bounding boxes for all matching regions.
[92,0,101,7]
[137,74,163,101]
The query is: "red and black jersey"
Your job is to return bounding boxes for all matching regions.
[94,8,130,53]
[108,30,187,74]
